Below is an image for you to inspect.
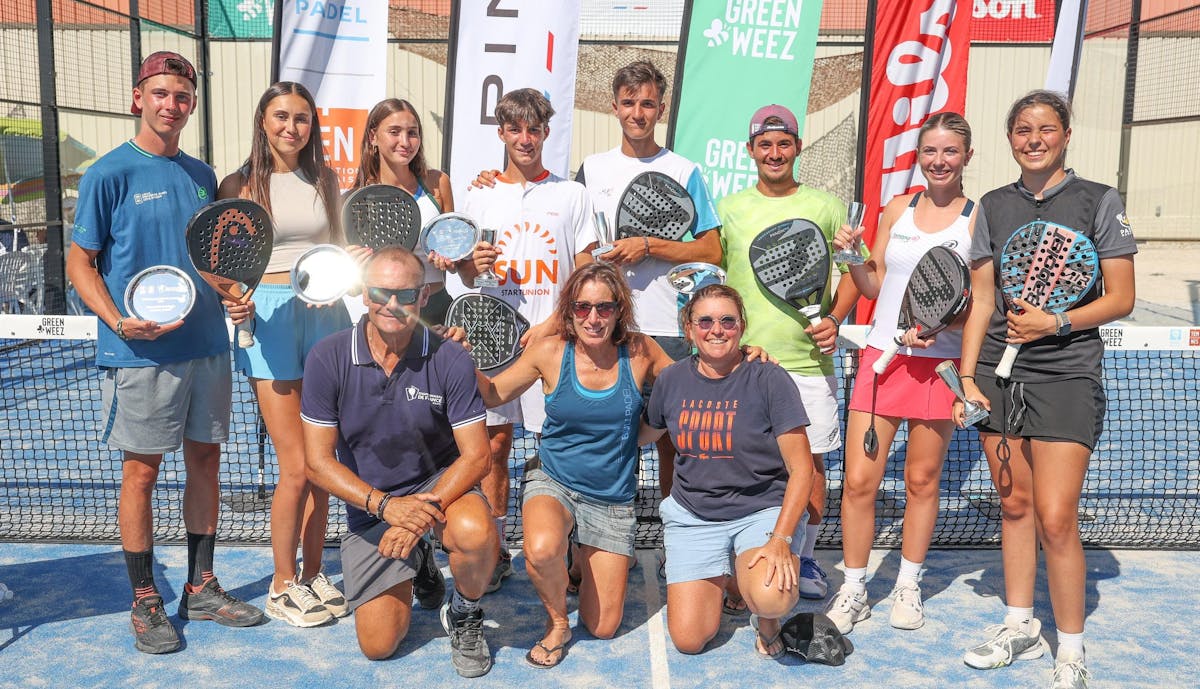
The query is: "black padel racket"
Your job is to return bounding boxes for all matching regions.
[341,184,422,250]
[185,198,274,348]
[445,293,531,371]
[995,220,1098,378]
[615,171,697,241]
[748,218,831,322]
[872,245,970,374]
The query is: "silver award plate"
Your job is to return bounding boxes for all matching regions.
[291,244,360,305]
[421,212,480,262]
[124,265,196,325]
[667,262,727,296]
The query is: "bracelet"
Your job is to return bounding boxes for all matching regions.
[364,488,376,514]
[642,235,650,258]
[823,314,839,328]
[116,318,128,340]
[375,493,392,521]
[960,375,976,381]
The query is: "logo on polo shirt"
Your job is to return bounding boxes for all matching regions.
[405,385,445,409]
[134,190,168,205]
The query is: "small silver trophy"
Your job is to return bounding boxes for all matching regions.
[474,227,501,288]
[935,360,990,426]
[833,201,867,265]
[591,211,615,261]
[124,265,196,325]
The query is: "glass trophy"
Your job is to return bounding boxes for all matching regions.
[474,227,501,288]
[591,212,615,261]
[833,201,867,265]
[935,360,990,426]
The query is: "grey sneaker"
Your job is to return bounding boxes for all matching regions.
[304,572,349,618]
[888,581,924,630]
[963,619,1048,669]
[799,557,829,600]
[1051,649,1090,688]
[440,602,492,678]
[485,550,513,594]
[130,594,181,654]
[179,577,265,627]
[825,586,871,634]
[266,581,334,628]
[413,538,447,609]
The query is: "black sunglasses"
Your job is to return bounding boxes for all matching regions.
[571,300,618,319]
[366,286,422,306]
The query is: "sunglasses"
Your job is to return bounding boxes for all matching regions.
[366,286,422,306]
[691,315,741,331]
[571,300,618,319]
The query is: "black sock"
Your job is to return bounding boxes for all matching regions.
[186,532,216,587]
[124,548,156,600]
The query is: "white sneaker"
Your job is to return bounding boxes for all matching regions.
[888,581,924,630]
[304,572,349,618]
[265,581,334,628]
[825,586,870,634]
[1051,649,1090,689]
[798,557,829,600]
[963,618,1048,669]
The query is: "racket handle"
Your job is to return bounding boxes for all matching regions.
[872,336,902,375]
[995,344,1018,379]
[236,320,255,349]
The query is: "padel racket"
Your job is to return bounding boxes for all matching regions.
[615,171,697,241]
[995,220,1098,378]
[748,218,831,322]
[872,246,970,374]
[185,199,273,348]
[445,293,530,371]
[341,184,422,250]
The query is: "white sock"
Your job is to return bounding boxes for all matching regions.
[896,556,923,586]
[1057,630,1085,659]
[494,517,507,550]
[450,588,480,615]
[1005,606,1034,634]
[801,522,819,560]
[842,566,868,595]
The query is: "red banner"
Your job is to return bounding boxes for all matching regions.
[970,0,1055,42]
[857,0,972,324]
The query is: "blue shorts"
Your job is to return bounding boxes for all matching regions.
[522,468,636,557]
[659,495,805,585]
[235,282,351,380]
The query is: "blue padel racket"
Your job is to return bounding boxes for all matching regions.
[341,184,422,250]
[872,246,970,374]
[445,293,531,371]
[615,171,697,241]
[995,220,1099,378]
[748,218,831,322]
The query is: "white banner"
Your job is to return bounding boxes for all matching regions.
[277,0,389,189]
[1045,0,1089,97]
[445,0,582,192]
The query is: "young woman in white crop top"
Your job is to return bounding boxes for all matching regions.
[218,82,351,628]
[827,112,977,636]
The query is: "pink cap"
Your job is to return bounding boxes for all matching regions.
[131,51,196,115]
[748,104,800,140]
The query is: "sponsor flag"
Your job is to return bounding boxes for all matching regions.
[858,0,972,323]
[443,0,582,192]
[274,0,389,190]
[970,0,1055,42]
[1046,0,1090,98]
[669,0,824,202]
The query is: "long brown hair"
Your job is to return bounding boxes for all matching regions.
[554,262,638,346]
[242,82,339,240]
[354,98,429,188]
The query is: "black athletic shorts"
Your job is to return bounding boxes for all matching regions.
[973,369,1105,450]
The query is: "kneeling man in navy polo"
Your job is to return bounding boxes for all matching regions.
[301,247,499,678]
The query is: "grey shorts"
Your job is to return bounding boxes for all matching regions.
[974,371,1106,450]
[522,468,636,558]
[99,352,232,454]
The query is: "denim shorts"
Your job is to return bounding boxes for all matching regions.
[234,282,350,380]
[522,468,636,558]
[659,495,805,585]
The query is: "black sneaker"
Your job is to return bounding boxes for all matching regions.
[440,602,492,678]
[179,577,265,627]
[131,595,181,654]
[413,538,446,609]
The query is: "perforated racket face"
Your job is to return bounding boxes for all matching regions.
[748,218,830,319]
[445,294,531,370]
[420,212,480,262]
[615,171,697,241]
[341,184,421,250]
[901,245,970,335]
[999,220,1099,314]
[185,199,274,301]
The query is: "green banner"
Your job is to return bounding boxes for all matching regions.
[208,0,273,39]
[670,0,823,202]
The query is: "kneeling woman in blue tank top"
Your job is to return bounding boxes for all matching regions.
[474,262,676,668]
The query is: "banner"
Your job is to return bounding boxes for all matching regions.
[670,0,824,202]
[209,0,273,38]
[444,0,582,192]
[1046,0,1090,97]
[970,0,1055,42]
[275,0,389,190]
[858,0,971,323]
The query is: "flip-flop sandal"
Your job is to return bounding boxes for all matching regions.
[750,614,785,660]
[525,636,570,669]
[722,594,749,617]
[566,572,582,596]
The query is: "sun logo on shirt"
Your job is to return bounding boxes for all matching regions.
[494,221,559,286]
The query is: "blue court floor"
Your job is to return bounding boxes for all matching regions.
[0,544,1196,689]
